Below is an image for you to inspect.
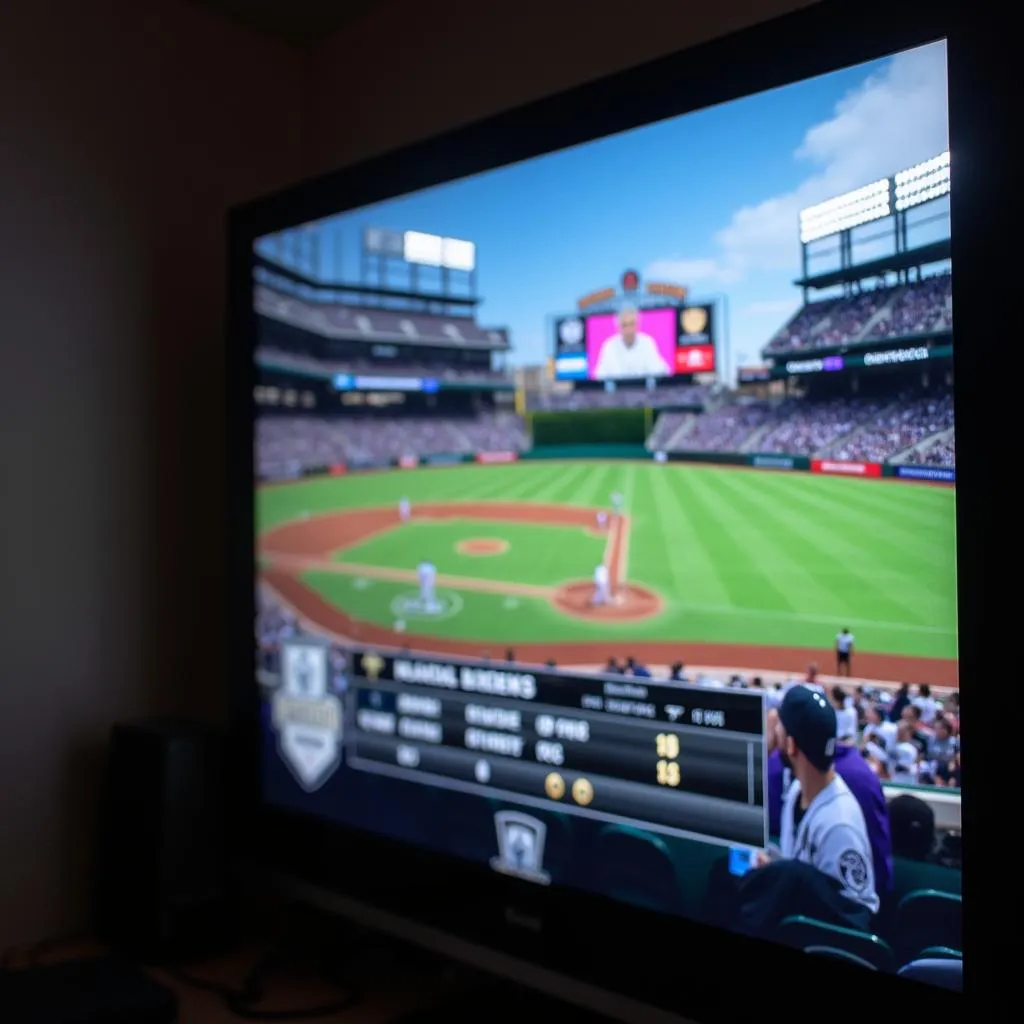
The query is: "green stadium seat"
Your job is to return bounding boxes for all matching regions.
[898,957,963,991]
[805,946,879,970]
[667,837,727,920]
[918,946,962,960]
[594,824,684,915]
[776,915,897,973]
[895,890,962,964]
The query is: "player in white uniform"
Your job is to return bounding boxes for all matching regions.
[592,563,611,606]
[610,491,624,516]
[596,510,608,531]
[593,306,671,380]
[773,684,879,917]
[399,497,411,522]
[417,560,438,612]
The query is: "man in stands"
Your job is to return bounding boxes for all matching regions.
[594,306,670,380]
[912,683,939,725]
[835,627,854,676]
[767,701,892,896]
[889,721,922,784]
[741,687,879,934]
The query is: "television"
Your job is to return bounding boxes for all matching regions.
[229,2,992,1016]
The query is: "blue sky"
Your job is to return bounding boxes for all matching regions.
[258,41,949,380]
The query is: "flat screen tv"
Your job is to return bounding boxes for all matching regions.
[229,2,993,1016]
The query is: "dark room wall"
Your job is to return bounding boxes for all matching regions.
[0,0,309,949]
[307,0,814,170]
[0,0,809,950]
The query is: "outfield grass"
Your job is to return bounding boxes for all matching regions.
[256,462,958,659]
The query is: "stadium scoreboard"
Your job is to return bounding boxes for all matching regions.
[346,650,767,848]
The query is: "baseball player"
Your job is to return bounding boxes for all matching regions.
[592,562,611,606]
[770,685,879,917]
[596,510,608,531]
[610,491,624,516]
[399,497,411,522]
[417,560,438,612]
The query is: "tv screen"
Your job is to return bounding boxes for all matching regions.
[251,36,959,995]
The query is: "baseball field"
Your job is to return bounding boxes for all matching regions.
[257,461,958,685]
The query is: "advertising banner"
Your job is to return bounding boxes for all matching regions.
[811,459,882,477]
[750,455,795,470]
[476,451,519,464]
[894,465,955,483]
[329,463,348,476]
[398,455,420,469]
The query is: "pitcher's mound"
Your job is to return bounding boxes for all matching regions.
[551,581,662,623]
[456,538,509,556]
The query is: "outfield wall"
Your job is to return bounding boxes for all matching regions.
[258,446,954,484]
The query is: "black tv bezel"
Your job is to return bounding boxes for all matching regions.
[229,1,999,1015]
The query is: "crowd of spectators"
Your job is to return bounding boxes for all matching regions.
[827,392,954,464]
[907,435,955,467]
[257,345,510,384]
[676,403,773,452]
[764,274,953,354]
[528,382,710,412]
[869,275,953,340]
[655,393,954,464]
[257,410,529,478]
[756,398,887,456]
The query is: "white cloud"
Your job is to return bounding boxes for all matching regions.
[644,257,730,284]
[645,41,949,285]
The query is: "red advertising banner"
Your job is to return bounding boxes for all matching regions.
[675,344,716,373]
[398,455,419,469]
[811,459,882,477]
[329,463,348,476]
[476,451,519,464]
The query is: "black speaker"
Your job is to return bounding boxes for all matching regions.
[93,721,236,962]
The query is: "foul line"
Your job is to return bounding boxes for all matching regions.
[263,552,554,600]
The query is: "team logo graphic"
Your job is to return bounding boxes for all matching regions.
[272,640,343,792]
[490,811,551,885]
[681,306,709,335]
[389,589,464,621]
[558,318,585,346]
[837,849,870,894]
[360,652,384,681]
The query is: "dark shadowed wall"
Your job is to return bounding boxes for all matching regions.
[0,0,807,949]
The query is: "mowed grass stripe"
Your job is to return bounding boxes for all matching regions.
[808,475,954,534]
[531,462,603,506]
[741,473,954,628]
[751,471,956,581]
[639,465,733,607]
[709,470,928,625]
[676,469,798,613]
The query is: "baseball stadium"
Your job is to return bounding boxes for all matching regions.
[255,157,957,702]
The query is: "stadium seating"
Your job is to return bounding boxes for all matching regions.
[593,825,685,916]
[256,411,529,477]
[897,957,962,991]
[764,274,952,354]
[776,915,897,973]
[894,890,962,964]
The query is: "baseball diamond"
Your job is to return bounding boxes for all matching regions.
[257,460,957,686]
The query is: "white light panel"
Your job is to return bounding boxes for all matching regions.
[404,231,444,266]
[442,237,476,272]
[799,179,891,243]
[894,151,950,211]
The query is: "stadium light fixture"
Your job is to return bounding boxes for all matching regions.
[893,151,950,211]
[798,179,891,243]
[403,231,477,271]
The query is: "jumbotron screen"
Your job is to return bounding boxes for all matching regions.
[252,35,959,994]
[553,305,716,381]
